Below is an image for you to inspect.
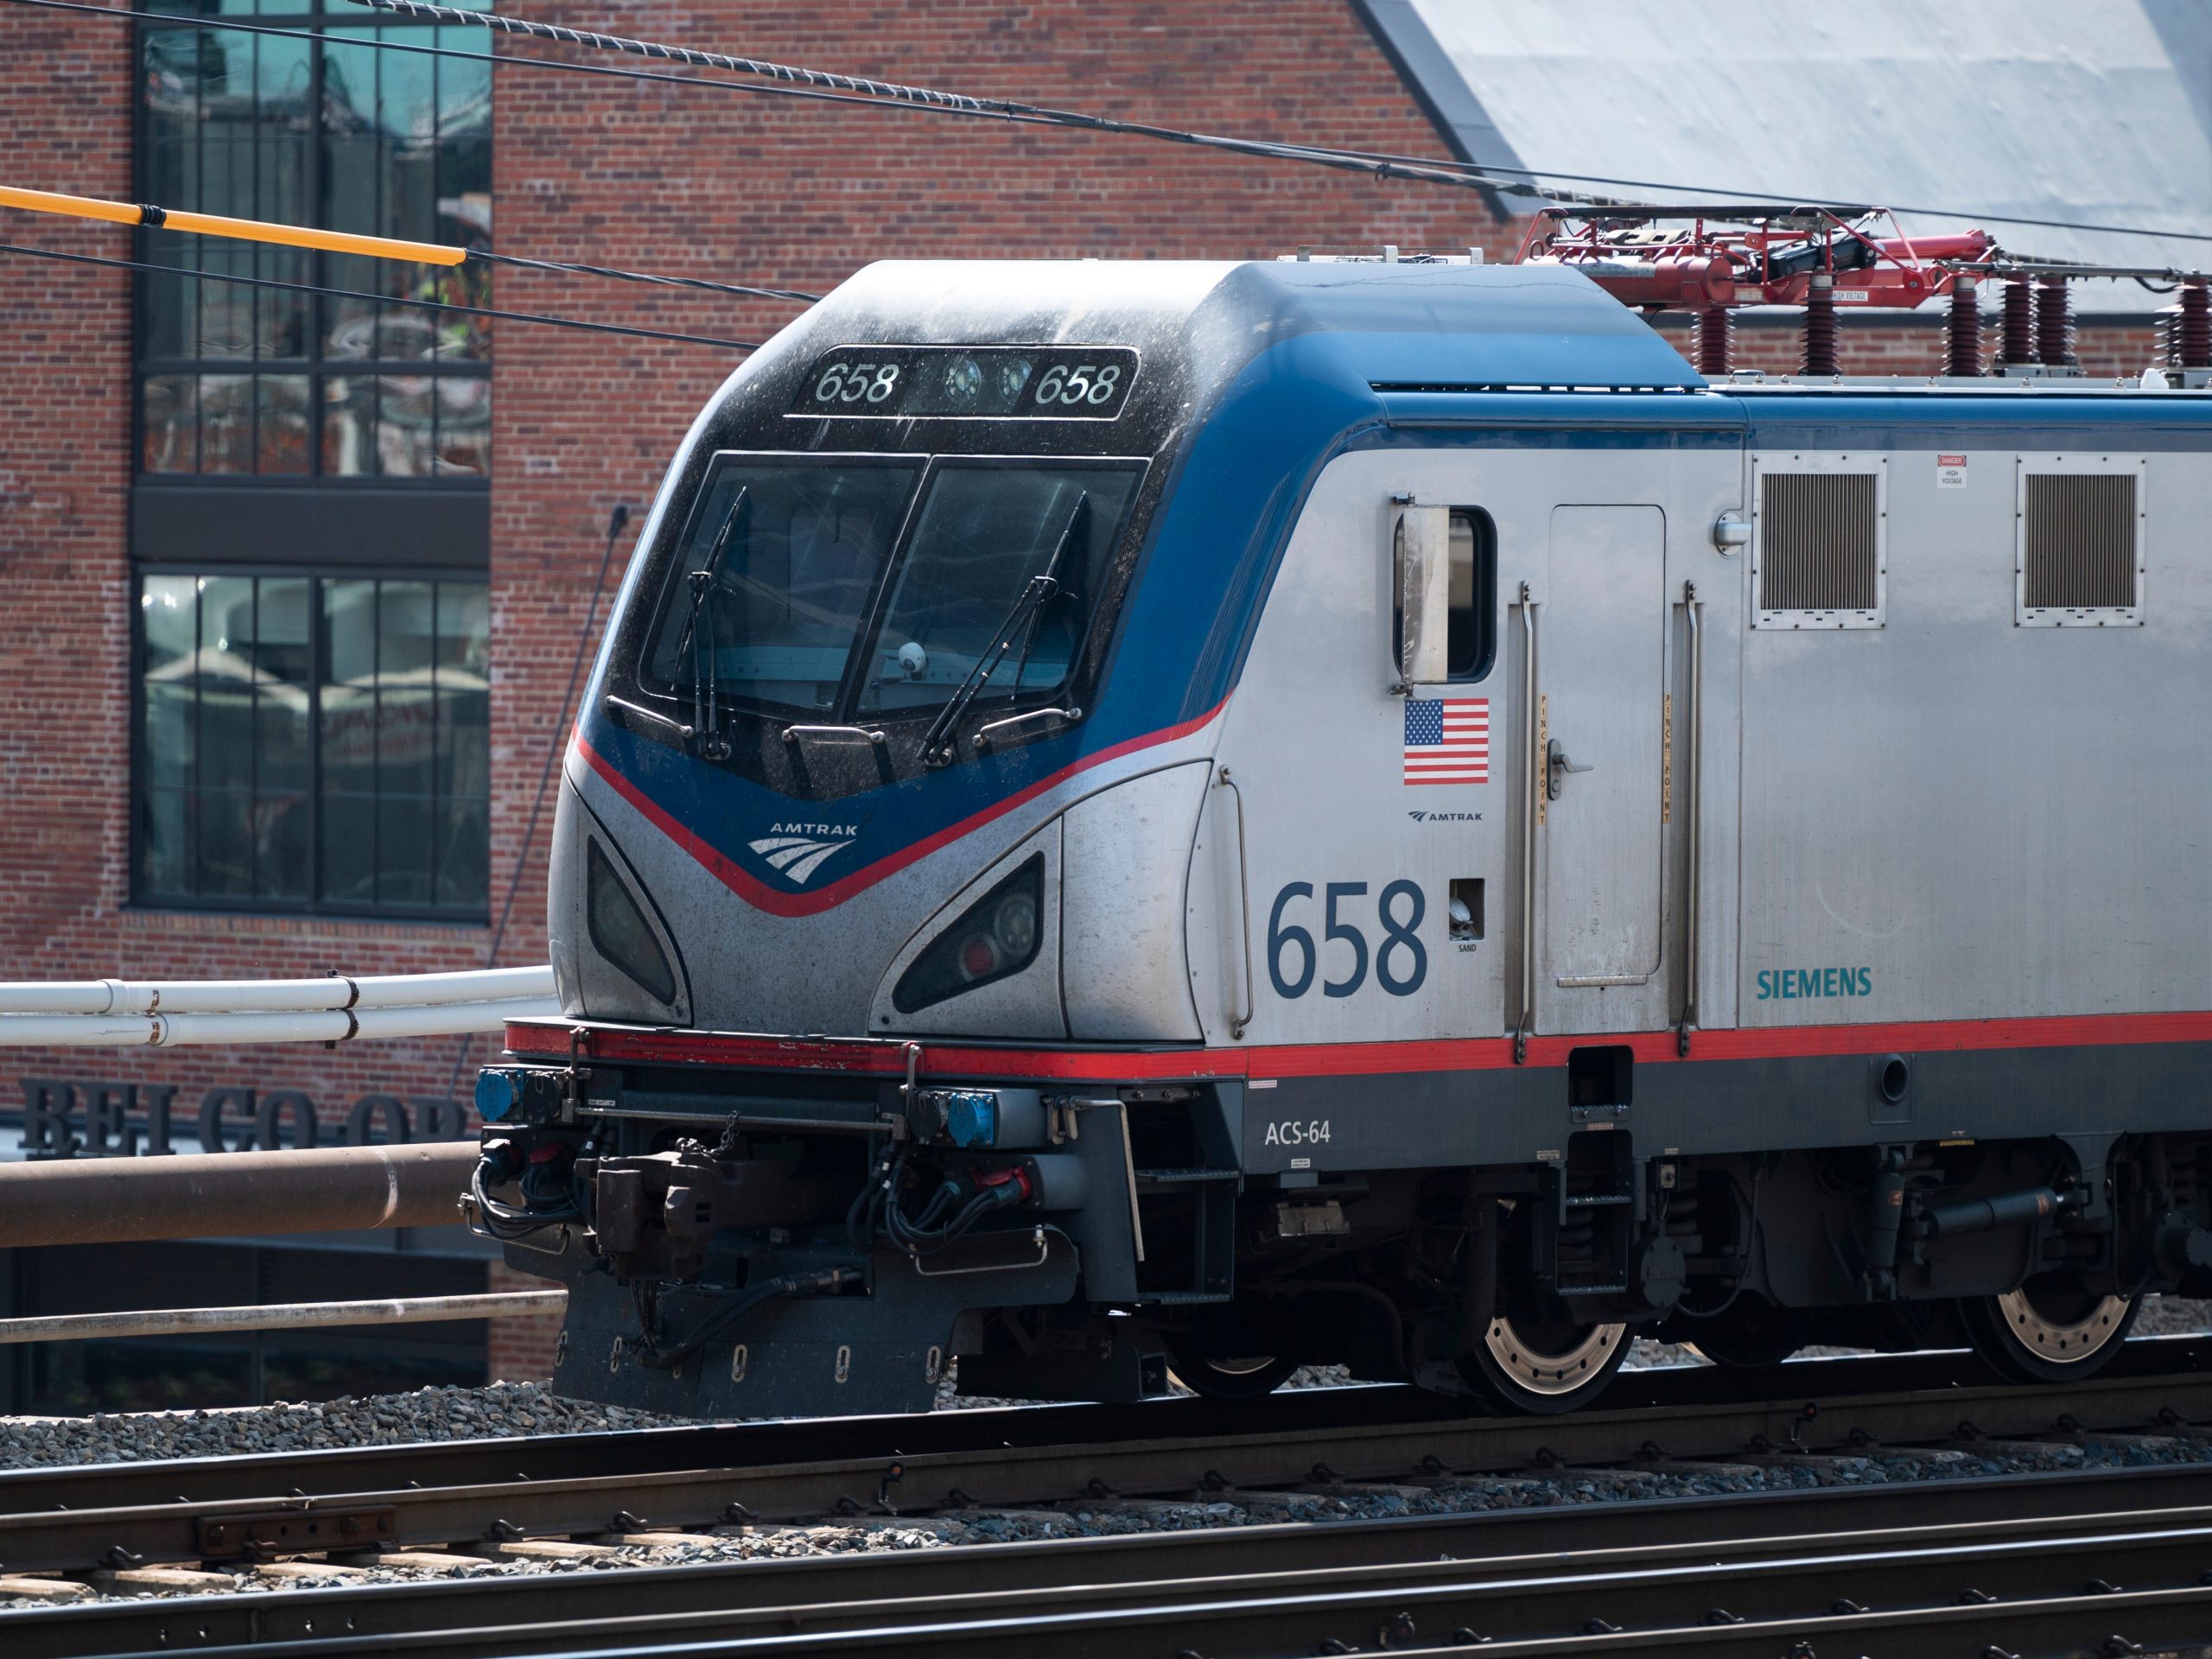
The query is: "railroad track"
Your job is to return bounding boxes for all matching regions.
[10,1465,2212,1656]
[2,1338,2210,1656]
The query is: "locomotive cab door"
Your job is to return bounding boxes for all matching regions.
[1539,504,1669,1032]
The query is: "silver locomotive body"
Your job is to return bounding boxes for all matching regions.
[476,259,2212,1415]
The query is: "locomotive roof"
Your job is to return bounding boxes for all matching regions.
[695,259,2212,484]
[779,257,1707,400]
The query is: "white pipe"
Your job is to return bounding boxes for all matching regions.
[0,965,555,1017]
[0,1290,566,1345]
[0,995,560,1047]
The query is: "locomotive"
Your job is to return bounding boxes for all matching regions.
[470,255,2212,1415]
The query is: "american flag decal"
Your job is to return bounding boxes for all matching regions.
[1403,697,1489,785]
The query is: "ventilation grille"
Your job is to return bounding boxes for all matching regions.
[2023,473,2137,611]
[1758,473,1880,615]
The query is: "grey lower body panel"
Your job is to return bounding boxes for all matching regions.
[1238,1039,2212,1173]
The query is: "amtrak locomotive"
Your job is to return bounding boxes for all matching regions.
[471,257,2212,1415]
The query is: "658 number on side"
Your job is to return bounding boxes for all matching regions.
[1267,880,1427,1000]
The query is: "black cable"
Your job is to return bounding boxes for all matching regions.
[446,501,632,1100]
[5,0,1059,120]
[0,242,760,350]
[353,0,1533,194]
[355,0,2212,249]
[470,1164,582,1237]
[477,250,817,304]
[20,0,2212,249]
[5,1,825,302]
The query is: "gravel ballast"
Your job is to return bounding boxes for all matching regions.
[3,1297,2207,1470]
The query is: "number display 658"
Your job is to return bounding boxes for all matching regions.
[1266,880,1427,1000]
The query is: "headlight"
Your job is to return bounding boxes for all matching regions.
[992,890,1038,957]
[893,854,1046,1014]
[586,839,677,1005]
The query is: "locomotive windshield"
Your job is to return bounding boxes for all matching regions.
[644,454,1141,725]
[642,457,919,716]
[856,460,1138,715]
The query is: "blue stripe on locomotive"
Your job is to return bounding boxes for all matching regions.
[573,262,2212,902]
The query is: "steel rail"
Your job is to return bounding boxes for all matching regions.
[0,1342,2208,1578]
[18,1477,2212,1657]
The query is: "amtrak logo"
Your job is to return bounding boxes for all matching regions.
[747,822,861,887]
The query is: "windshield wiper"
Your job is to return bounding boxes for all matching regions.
[918,493,1088,769]
[669,487,745,761]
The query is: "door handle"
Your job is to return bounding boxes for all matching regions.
[1545,738,1593,800]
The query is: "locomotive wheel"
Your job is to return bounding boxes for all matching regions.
[1168,1353,1300,1401]
[1960,1281,2139,1384]
[1459,1316,1630,1414]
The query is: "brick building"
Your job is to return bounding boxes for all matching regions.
[0,0,2183,1407]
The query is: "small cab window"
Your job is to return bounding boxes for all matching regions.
[1393,507,1497,681]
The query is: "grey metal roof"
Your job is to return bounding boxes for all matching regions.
[1359,0,2212,308]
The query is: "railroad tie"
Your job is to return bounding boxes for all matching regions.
[92,1565,240,1594]
[0,1575,96,1602]
[340,1549,491,1570]
[1937,1437,2087,1464]
[1223,1491,1332,1514]
[254,1559,376,1580]
[2061,1431,2208,1455]
[478,1539,624,1560]
[1624,1459,1768,1479]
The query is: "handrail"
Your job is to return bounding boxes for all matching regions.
[1678,580,1704,1056]
[781,723,887,748]
[972,705,1082,753]
[1219,766,1256,1040]
[1514,582,1539,1065]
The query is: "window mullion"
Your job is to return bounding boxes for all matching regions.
[309,20,325,478]
[249,577,261,898]
[308,575,325,910]
[191,26,205,473]
[429,581,442,906]
[188,577,204,897]
[371,580,383,906]
[247,26,262,474]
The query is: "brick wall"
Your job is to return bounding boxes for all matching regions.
[0,0,134,1022]
[1659,313,2162,379]
[485,1259,569,1382]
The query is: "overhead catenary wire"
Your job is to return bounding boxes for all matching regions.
[355,0,2212,250]
[16,0,2212,251]
[346,0,1597,195]
[0,181,818,305]
[0,242,759,351]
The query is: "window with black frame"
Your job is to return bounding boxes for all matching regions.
[135,1,492,479]
[137,571,489,914]
[640,457,1141,731]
